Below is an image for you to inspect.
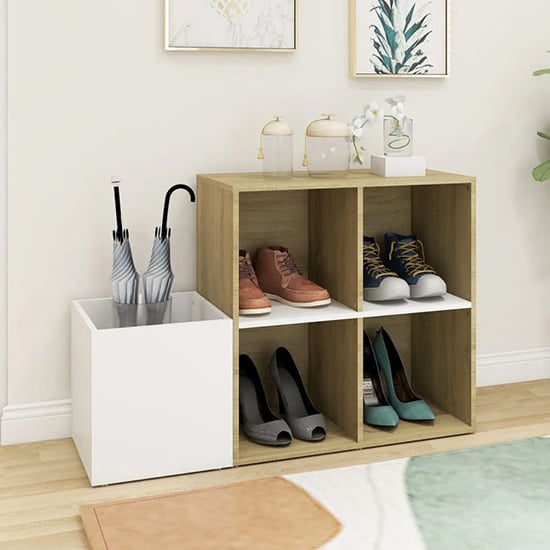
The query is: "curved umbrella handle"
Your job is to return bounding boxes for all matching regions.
[160,184,196,240]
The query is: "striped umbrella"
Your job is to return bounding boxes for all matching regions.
[110,181,139,305]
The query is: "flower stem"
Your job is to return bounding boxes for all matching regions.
[352,137,363,164]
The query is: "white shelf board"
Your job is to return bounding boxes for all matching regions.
[360,293,471,318]
[239,299,357,329]
[238,294,471,329]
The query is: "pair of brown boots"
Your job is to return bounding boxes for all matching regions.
[239,246,331,315]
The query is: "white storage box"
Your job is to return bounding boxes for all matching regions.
[71,291,233,486]
[370,154,426,177]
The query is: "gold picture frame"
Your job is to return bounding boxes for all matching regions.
[350,0,450,77]
[165,0,297,52]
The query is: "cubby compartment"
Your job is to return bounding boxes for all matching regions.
[363,182,474,313]
[238,187,361,320]
[361,308,474,447]
[237,319,361,465]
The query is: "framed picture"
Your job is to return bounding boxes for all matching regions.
[165,0,297,51]
[350,0,449,77]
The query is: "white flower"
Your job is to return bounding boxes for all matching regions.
[385,95,406,107]
[386,96,407,125]
[391,102,406,122]
[364,102,383,124]
[350,99,385,165]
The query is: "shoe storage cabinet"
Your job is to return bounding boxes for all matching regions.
[197,170,475,467]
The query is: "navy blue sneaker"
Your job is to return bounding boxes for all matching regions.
[385,233,446,298]
[363,236,409,301]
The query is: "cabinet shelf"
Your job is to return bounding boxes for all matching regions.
[237,418,358,466]
[239,300,358,329]
[361,293,471,318]
[197,169,476,471]
[362,408,473,449]
[239,293,472,329]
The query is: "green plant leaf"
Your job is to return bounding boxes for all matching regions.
[532,160,550,181]
[537,131,550,141]
[533,68,550,76]
[404,5,415,32]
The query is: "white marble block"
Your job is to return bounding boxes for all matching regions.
[371,155,426,177]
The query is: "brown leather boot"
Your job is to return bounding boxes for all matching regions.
[239,250,271,315]
[254,246,331,308]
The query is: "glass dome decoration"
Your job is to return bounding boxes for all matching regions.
[303,114,350,177]
[257,116,293,178]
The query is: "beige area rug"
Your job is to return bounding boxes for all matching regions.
[81,477,342,550]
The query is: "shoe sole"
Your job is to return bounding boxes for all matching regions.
[239,307,272,315]
[265,293,331,308]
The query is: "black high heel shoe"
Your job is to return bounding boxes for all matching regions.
[373,328,435,421]
[363,331,399,427]
[239,354,292,446]
[269,347,326,442]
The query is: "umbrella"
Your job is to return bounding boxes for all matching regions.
[110,180,139,305]
[143,184,196,304]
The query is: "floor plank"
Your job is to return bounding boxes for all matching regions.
[1,379,549,548]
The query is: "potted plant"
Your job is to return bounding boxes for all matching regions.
[533,56,550,182]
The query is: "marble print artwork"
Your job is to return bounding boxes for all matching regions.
[167,0,295,49]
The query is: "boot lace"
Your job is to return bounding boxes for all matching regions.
[388,240,435,277]
[363,242,397,280]
[239,255,254,280]
[278,252,302,276]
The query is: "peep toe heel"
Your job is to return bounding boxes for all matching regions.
[270,347,326,442]
[239,354,292,447]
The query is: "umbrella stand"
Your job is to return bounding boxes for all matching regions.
[143,184,196,306]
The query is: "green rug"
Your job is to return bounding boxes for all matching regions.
[285,437,550,550]
[406,438,550,550]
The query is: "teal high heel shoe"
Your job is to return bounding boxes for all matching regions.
[363,332,399,427]
[373,328,435,422]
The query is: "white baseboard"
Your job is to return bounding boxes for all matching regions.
[1,399,72,445]
[477,348,550,387]
[1,349,549,445]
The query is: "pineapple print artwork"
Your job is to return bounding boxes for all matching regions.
[351,0,447,76]
[370,0,432,74]
[210,0,254,18]
[167,0,295,50]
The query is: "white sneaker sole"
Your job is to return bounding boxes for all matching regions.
[265,293,331,308]
[409,274,447,299]
[239,306,272,315]
[364,277,410,302]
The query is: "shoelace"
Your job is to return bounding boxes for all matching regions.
[278,252,301,276]
[239,256,254,280]
[363,242,398,280]
[388,240,435,277]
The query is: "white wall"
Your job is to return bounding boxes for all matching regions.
[1,0,7,415]
[3,2,550,423]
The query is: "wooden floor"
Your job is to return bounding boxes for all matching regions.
[1,380,550,549]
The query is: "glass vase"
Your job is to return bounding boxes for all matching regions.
[384,118,413,157]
